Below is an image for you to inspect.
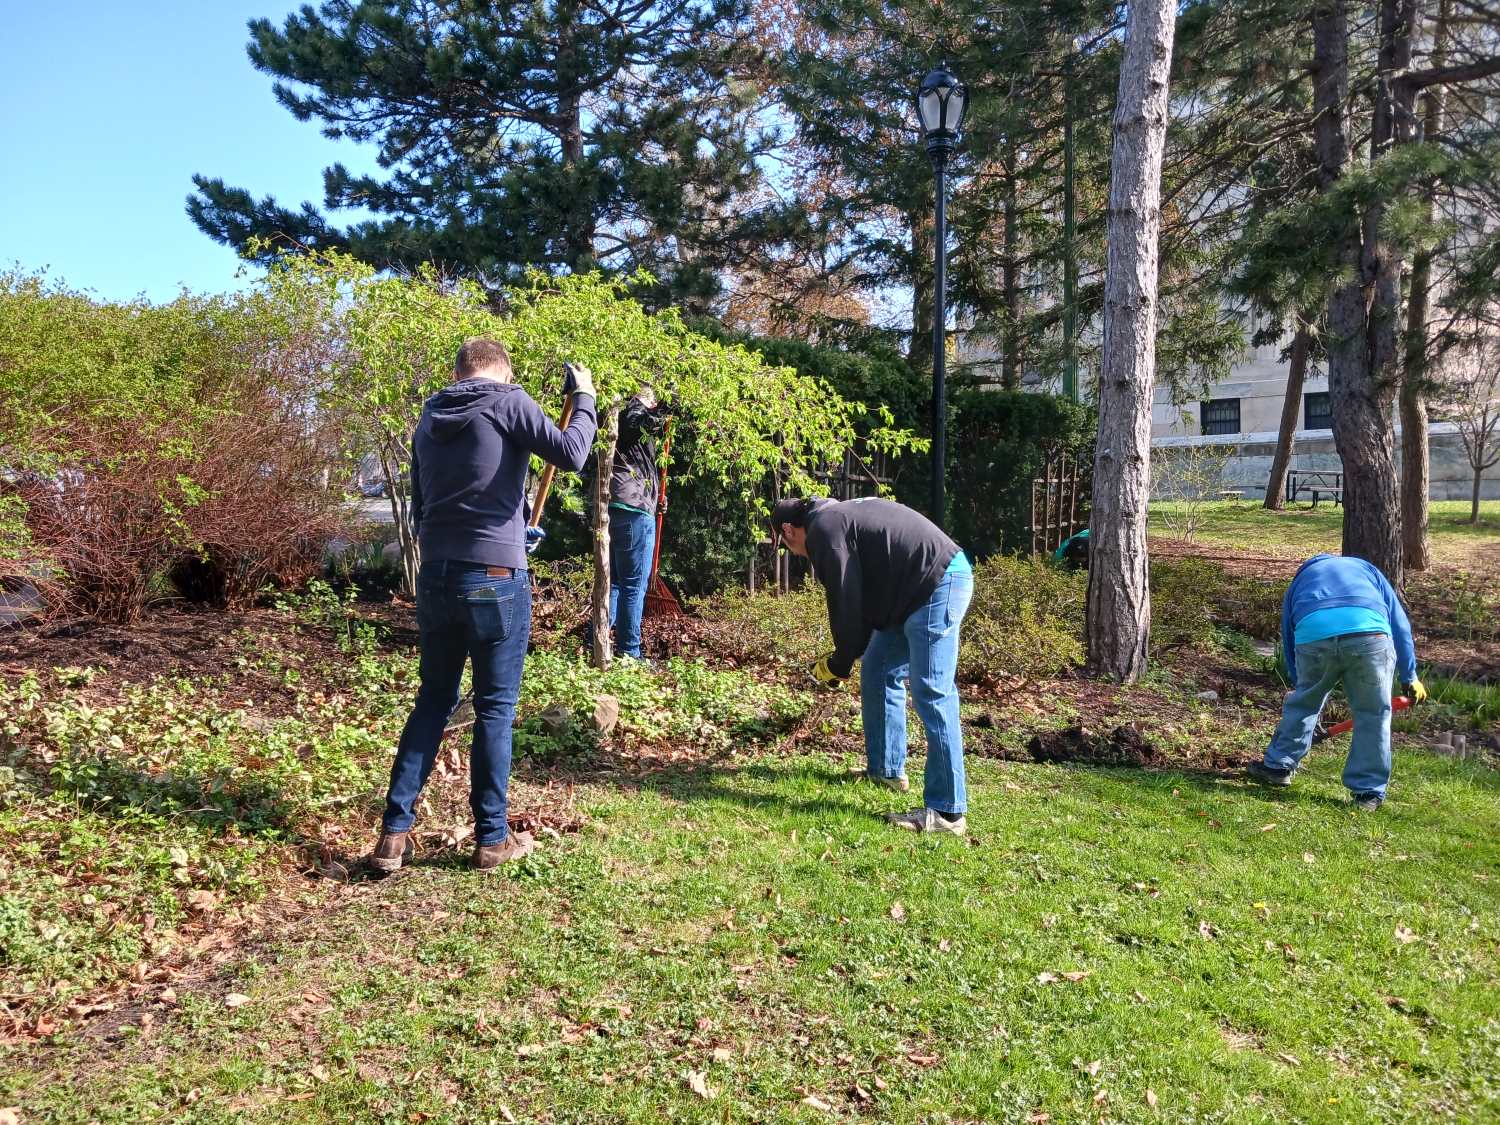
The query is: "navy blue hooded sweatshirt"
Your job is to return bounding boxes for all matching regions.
[410,378,597,570]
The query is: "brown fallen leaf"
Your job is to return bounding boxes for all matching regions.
[852,1083,872,1103]
[1302,852,1316,864]
[872,1075,888,1091]
[1146,1087,1159,1109]
[159,988,178,1006]
[889,901,907,922]
[1061,971,1091,982]
[687,1071,715,1100]
[1077,1059,1101,1077]
[1394,925,1419,945]
[499,1106,518,1124]
[938,938,952,952]
[310,1064,330,1083]
[801,1094,833,1111]
[0,1108,19,1125]
[711,1047,733,1064]
[186,890,218,913]
[1198,920,1218,940]
[516,1043,552,1057]
[1276,1052,1301,1067]
[907,1053,940,1067]
[224,993,251,1009]
[1026,1114,1050,1124]
[1036,971,1060,984]
[1259,823,1278,832]
[1093,1089,1109,1105]
[1132,990,1148,1003]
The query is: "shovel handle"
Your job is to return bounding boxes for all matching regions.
[1312,695,1412,744]
[528,369,580,528]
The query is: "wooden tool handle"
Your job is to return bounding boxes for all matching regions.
[528,393,577,528]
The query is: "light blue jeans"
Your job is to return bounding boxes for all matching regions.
[1264,632,1396,797]
[860,569,974,814]
[608,506,655,658]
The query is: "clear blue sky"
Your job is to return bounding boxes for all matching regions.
[0,2,376,303]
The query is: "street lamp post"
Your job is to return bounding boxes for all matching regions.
[916,65,968,529]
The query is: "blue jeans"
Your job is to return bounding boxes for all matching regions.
[383,560,531,846]
[1264,631,1396,797]
[608,506,655,658]
[860,569,974,814]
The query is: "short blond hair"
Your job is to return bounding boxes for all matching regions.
[454,337,512,379]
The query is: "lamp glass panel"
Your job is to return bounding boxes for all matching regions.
[918,90,942,132]
[942,90,966,130]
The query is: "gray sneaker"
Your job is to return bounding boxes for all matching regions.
[847,768,910,793]
[887,807,967,835]
[1352,792,1384,812]
[1245,761,1295,788]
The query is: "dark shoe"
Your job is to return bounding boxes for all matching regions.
[1245,761,1294,788]
[1352,792,1384,812]
[472,832,536,870]
[368,831,414,873]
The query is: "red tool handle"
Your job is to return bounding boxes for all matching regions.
[646,417,674,589]
[1315,695,1412,742]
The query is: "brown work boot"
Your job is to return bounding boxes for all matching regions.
[472,831,536,871]
[368,830,414,873]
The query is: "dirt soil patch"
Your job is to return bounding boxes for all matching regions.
[1028,723,1159,767]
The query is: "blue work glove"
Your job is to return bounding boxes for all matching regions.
[525,526,547,555]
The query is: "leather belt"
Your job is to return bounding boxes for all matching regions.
[485,566,514,578]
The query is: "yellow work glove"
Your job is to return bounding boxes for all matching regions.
[1404,679,1427,705]
[811,654,844,688]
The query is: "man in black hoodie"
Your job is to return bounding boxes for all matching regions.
[771,497,974,834]
[370,338,597,872]
[607,387,670,658]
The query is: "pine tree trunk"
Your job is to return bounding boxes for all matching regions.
[1400,0,1450,572]
[590,407,619,669]
[1264,319,1313,510]
[1086,0,1177,683]
[556,14,595,273]
[1002,145,1021,389]
[1312,0,1406,585]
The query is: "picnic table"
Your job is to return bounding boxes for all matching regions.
[1287,468,1344,507]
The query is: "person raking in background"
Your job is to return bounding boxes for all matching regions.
[770,496,974,834]
[1246,553,1426,811]
[369,339,597,872]
[606,386,670,660]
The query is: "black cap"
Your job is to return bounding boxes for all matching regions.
[769,497,812,538]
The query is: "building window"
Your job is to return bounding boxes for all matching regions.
[1200,398,1241,436]
[1304,391,1333,430]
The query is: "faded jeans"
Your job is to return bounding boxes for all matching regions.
[383,560,531,846]
[1264,631,1397,797]
[860,568,974,814]
[608,506,655,659]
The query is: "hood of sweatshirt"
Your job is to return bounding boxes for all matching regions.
[423,378,510,442]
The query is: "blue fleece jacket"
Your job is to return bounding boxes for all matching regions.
[1280,554,1417,684]
[410,379,597,569]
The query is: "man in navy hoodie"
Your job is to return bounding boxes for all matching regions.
[1246,554,1426,811]
[370,338,597,872]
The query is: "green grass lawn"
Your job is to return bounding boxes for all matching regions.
[1149,500,1500,567]
[6,745,1498,1123]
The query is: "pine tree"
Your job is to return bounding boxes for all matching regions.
[188,0,765,300]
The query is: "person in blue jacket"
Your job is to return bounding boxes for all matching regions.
[1246,554,1427,810]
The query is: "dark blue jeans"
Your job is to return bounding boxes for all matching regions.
[608,506,655,658]
[383,560,531,846]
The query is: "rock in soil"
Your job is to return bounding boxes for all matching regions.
[1027,724,1158,768]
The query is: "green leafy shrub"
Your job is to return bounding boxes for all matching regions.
[1148,558,1221,649]
[959,555,1086,683]
[945,389,1096,557]
[690,585,831,673]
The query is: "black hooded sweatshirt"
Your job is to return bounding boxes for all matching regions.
[803,498,960,676]
[410,378,597,569]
